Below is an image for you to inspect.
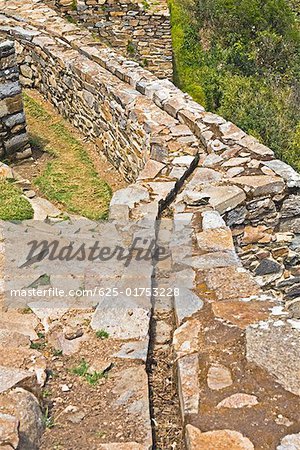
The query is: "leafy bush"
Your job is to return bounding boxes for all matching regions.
[169,0,300,169]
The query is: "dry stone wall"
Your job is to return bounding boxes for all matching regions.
[0,39,31,160]
[54,0,173,79]
[1,2,300,448]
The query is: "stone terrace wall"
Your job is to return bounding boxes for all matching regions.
[0,39,31,160]
[1,0,299,284]
[54,0,173,79]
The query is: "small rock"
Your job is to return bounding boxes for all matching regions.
[275,415,293,427]
[64,328,84,340]
[277,433,300,450]
[207,364,233,390]
[255,259,282,276]
[217,393,258,409]
[24,190,36,199]
[61,384,70,392]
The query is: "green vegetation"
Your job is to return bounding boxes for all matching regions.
[72,359,106,385]
[42,406,55,429]
[0,180,34,221]
[23,93,112,220]
[95,329,109,339]
[169,0,300,169]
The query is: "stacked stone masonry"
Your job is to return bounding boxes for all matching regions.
[54,0,173,79]
[0,0,300,448]
[0,39,31,160]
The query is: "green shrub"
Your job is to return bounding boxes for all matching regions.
[169,0,300,169]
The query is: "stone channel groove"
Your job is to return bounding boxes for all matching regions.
[0,1,300,448]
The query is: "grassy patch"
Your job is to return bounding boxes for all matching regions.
[95,329,109,340]
[23,92,112,220]
[72,359,106,385]
[0,180,34,221]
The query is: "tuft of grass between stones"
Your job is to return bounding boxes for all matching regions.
[23,92,112,220]
[0,179,34,221]
[71,359,106,386]
[95,329,109,340]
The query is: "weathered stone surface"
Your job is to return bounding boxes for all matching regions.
[186,425,254,450]
[196,228,234,252]
[185,185,246,214]
[202,210,226,230]
[112,367,152,447]
[177,354,200,417]
[91,296,150,340]
[0,388,43,450]
[212,301,273,329]
[113,340,149,362]
[0,366,35,394]
[0,346,46,387]
[174,287,203,325]
[173,319,199,359]
[242,225,270,244]
[137,160,165,180]
[0,312,38,340]
[231,175,285,197]
[277,433,300,450]
[155,320,172,344]
[207,364,233,390]
[255,259,282,276]
[204,267,260,301]
[246,322,300,396]
[0,412,19,449]
[99,444,144,449]
[280,195,300,218]
[110,185,149,209]
[264,160,300,188]
[217,393,258,409]
[0,330,30,348]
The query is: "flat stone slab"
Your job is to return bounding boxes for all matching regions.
[0,366,35,394]
[264,160,300,188]
[230,175,285,197]
[186,425,254,450]
[196,227,234,253]
[91,296,150,340]
[177,354,200,418]
[184,185,246,214]
[216,393,258,409]
[174,287,203,325]
[246,322,300,396]
[113,340,149,362]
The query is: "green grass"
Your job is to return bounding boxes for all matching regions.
[72,359,106,385]
[0,180,34,221]
[169,0,300,170]
[95,329,109,340]
[23,93,112,220]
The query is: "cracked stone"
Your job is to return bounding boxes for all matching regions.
[0,413,19,449]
